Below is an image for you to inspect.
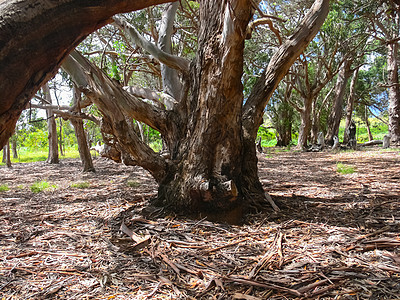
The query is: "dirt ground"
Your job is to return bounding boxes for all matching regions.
[0,148,399,299]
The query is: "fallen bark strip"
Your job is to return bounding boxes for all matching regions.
[224,276,302,297]
[205,238,249,253]
[6,251,38,259]
[248,232,283,279]
[159,253,180,274]
[120,221,151,251]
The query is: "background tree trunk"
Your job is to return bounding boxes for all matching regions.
[364,106,373,141]
[297,97,313,149]
[71,87,95,172]
[325,59,352,145]
[2,139,11,168]
[11,135,18,159]
[387,41,400,143]
[343,68,359,144]
[58,119,65,156]
[43,83,59,164]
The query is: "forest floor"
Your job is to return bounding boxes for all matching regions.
[0,148,399,299]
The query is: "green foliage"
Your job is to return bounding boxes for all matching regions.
[336,162,355,174]
[0,184,10,192]
[30,180,57,193]
[70,181,90,189]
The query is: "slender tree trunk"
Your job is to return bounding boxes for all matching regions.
[158,2,182,101]
[11,135,18,159]
[43,83,59,164]
[2,146,6,163]
[387,41,400,144]
[297,96,314,149]
[2,139,11,168]
[58,119,65,156]
[343,68,359,144]
[364,106,373,141]
[71,87,95,172]
[325,59,352,145]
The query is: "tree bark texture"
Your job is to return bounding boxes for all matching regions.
[157,0,253,220]
[297,97,314,149]
[11,135,18,159]
[325,59,352,145]
[343,68,359,144]
[387,41,400,143]
[3,140,11,168]
[43,83,59,164]
[71,87,95,172]
[58,0,328,221]
[0,0,172,149]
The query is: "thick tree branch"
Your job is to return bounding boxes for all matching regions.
[62,51,168,182]
[243,0,329,140]
[62,50,170,135]
[30,103,101,125]
[113,16,190,74]
[123,86,177,110]
[0,0,174,149]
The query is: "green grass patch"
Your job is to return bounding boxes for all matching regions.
[126,180,140,188]
[70,181,90,189]
[30,180,57,193]
[0,184,10,192]
[336,162,356,175]
[0,146,81,165]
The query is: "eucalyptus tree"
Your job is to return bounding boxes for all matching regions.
[0,0,329,220]
[61,0,328,220]
[361,0,400,143]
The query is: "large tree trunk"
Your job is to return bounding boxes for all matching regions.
[325,59,352,145]
[43,83,59,164]
[156,0,253,222]
[0,0,172,149]
[64,0,329,222]
[387,41,400,144]
[343,68,359,144]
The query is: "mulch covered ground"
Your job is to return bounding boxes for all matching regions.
[0,148,399,299]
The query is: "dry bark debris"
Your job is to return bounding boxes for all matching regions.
[0,149,399,299]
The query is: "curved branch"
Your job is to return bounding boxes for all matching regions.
[113,16,190,74]
[243,0,329,140]
[62,51,168,182]
[123,85,177,110]
[29,103,101,125]
[62,50,169,135]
